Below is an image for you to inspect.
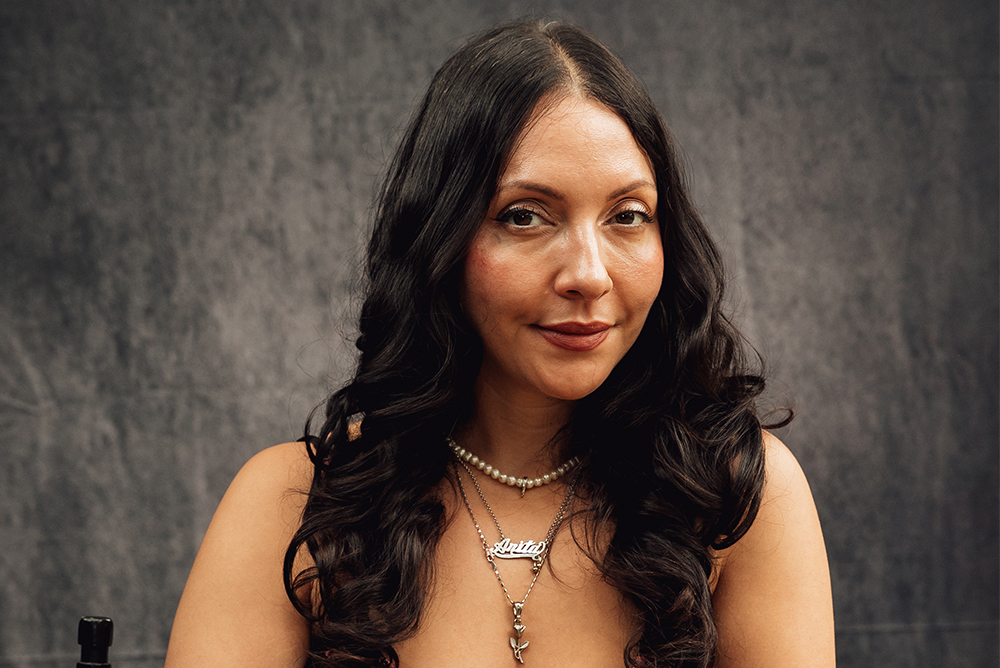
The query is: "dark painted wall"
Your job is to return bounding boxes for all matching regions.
[1,1,996,666]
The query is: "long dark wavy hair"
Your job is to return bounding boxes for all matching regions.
[285,20,786,667]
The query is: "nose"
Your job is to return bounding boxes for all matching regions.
[554,226,613,300]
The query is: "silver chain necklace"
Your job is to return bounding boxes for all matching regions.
[453,458,576,664]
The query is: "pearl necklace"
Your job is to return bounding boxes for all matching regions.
[447,438,581,497]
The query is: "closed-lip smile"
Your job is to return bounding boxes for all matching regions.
[535,321,612,351]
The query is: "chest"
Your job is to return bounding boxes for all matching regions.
[393,489,637,668]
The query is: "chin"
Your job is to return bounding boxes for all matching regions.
[543,389,596,402]
[536,373,609,402]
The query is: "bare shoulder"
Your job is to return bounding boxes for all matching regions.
[204,441,315,547]
[165,442,315,667]
[228,441,315,504]
[712,431,835,668]
[758,431,813,525]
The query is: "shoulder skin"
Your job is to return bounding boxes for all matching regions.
[711,432,836,668]
[165,442,314,667]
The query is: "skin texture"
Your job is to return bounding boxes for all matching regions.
[165,95,835,667]
[165,442,313,667]
[714,432,835,667]
[462,95,664,408]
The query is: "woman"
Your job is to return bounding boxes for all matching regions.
[166,21,834,668]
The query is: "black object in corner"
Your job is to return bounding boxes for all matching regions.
[77,617,113,668]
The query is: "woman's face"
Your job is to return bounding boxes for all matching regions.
[462,95,664,404]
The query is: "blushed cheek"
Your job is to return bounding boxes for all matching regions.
[461,240,508,328]
[464,244,496,296]
[463,240,490,281]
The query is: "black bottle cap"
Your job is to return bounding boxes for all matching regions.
[78,616,113,668]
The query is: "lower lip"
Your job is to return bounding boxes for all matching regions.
[536,327,611,352]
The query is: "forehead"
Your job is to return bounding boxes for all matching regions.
[500,95,654,185]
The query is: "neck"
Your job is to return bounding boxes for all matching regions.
[455,376,576,479]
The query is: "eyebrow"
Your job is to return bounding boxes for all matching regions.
[495,179,656,201]
[495,180,564,200]
[607,179,657,199]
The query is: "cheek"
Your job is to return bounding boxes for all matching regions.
[622,241,665,312]
[461,238,517,326]
[463,240,492,285]
[645,245,665,303]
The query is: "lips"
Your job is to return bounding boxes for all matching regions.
[535,322,612,351]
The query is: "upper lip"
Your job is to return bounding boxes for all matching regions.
[539,321,612,335]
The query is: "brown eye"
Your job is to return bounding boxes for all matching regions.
[497,208,543,227]
[614,210,648,226]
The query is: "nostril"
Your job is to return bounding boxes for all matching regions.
[556,261,612,299]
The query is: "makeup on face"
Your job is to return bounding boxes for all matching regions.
[462,95,664,404]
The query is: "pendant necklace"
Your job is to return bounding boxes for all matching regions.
[453,457,576,664]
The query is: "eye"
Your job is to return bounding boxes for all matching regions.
[611,209,652,226]
[496,207,545,228]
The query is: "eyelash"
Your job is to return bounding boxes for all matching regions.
[495,206,544,227]
[495,205,654,228]
[610,208,654,226]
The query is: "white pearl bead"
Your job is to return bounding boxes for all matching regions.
[448,439,578,495]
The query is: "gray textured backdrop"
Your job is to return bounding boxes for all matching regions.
[1,1,997,666]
